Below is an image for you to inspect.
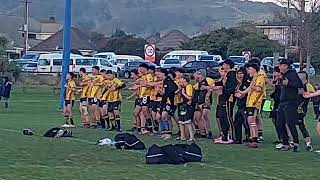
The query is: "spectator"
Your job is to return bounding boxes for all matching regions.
[2,76,12,108]
[0,77,4,100]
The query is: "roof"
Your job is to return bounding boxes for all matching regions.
[153,30,189,51]
[256,19,299,28]
[0,15,62,49]
[146,32,160,44]
[30,27,98,52]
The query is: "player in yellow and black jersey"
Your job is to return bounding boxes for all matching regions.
[79,68,91,128]
[99,69,111,129]
[105,70,126,132]
[88,66,104,128]
[62,72,76,128]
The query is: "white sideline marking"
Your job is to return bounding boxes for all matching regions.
[0,127,285,179]
[7,99,135,103]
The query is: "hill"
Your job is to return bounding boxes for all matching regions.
[0,0,281,36]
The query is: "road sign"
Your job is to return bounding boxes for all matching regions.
[242,51,251,61]
[144,44,156,62]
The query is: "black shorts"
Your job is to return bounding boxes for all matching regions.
[108,101,121,112]
[178,104,194,124]
[246,107,259,117]
[163,104,176,115]
[80,98,87,103]
[88,98,99,105]
[65,100,75,107]
[148,100,155,109]
[138,97,150,107]
[99,100,107,108]
[151,101,162,113]
[199,103,211,110]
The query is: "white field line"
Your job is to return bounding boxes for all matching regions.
[0,127,285,180]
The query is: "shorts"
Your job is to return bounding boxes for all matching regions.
[88,98,99,105]
[178,104,194,124]
[80,98,88,103]
[246,107,259,117]
[134,99,139,107]
[148,100,155,109]
[151,101,162,113]
[99,100,107,108]
[163,104,176,116]
[137,96,150,107]
[199,103,211,110]
[108,101,121,112]
[65,100,75,107]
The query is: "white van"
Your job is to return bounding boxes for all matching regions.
[37,53,82,73]
[115,55,144,70]
[74,57,118,73]
[160,50,209,67]
[94,52,116,61]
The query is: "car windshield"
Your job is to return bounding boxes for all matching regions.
[100,59,110,66]
[229,57,245,63]
[76,59,96,66]
[200,56,213,61]
[26,63,37,67]
[164,59,180,64]
[95,55,112,59]
[172,55,196,61]
[21,54,37,60]
[117,59,129,64]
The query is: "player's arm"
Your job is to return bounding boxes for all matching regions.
[304,90,320,98]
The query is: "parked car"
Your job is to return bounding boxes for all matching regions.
[292,63,316,76]
[228,56,246,68]
[162,58,181,69]
[21,62,38,72]
[94,52,116,61]
[17,53,40,62]
[181,61,220,79]
[160,50,209,67]
[37,53,83,73]
[199,55,223,63]
[261,57,285,73]
[121,60,157,79]
[115,55,144,71]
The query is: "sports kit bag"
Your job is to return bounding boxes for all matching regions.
[114,133,146,150]
[43,127,73,138]
[146,143,202,165]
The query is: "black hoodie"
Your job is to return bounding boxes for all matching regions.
[280,69,303,103]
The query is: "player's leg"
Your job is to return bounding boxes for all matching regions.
[226,101,235,141]
[67,101,75,127]
[80,100,90,128]
[194,107,205,138]
[234,109,244,144]
[246,108,258,148]
[297,114,313,151]
[134,103,142,133]
[202,105,212,139]
[114,101,122,132]
[284,104,300,152]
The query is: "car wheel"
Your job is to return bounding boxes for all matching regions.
[124,71,131,79]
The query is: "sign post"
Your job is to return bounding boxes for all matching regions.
[242,51,251,62]
[144,44,156,62]
[59,0,72,109]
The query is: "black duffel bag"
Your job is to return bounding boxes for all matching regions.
[114,133,146,150]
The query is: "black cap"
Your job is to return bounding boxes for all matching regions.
[274,66,280,73]
[247,63,260,72]
[223,59,235,69]
[279,59,293,66]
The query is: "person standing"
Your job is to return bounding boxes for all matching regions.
[2,76,12,108]
[270,66,282,144]
[277,59,303,152]
[233,67,250,144]
[215,59,238,144]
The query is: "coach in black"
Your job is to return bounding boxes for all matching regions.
[277,59,303,152]
[216,59,238,144]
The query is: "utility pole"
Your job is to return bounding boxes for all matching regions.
[23,0,29,55]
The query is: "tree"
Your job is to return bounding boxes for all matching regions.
[102,30,147,58]
[0,36,21,80]
[181,27,281,59]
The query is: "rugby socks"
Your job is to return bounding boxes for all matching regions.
[146,118,152,132]
[153,121,159,132]
[159,120,165,133]
[258,130,263,138]
[70,116,74,125]
[106,116,110,129]
[100,116,106,129]
[116,115,121,131]
[64,115,68,125]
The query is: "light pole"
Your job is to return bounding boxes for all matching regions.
[59,0,72,109]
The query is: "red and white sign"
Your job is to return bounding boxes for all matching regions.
[242,51,251,61]
[144,44,156,62]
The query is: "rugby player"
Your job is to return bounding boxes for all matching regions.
[62,72,76,128]
[79,68,91,128]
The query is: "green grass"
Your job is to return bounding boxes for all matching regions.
[1,86,320,180]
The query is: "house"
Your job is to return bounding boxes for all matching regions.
[256,21,299,49]
[146,30,189,51]
[0,15,62,59]
[29,27,97,55]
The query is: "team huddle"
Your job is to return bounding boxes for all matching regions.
[62,58,320,152]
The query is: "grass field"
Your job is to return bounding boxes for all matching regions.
[1,86,320,180]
